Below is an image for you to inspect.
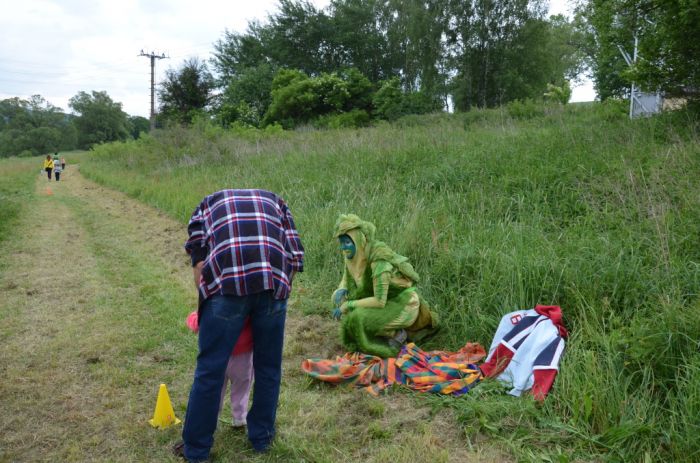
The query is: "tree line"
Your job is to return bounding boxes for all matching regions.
[0,92,149,158]
[159,0,583,128]
[3,0,697,156]
[160,0,698,129]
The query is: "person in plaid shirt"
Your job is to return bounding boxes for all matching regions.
[176,189,304,462]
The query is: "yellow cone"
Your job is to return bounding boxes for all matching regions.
[149,383,181,428]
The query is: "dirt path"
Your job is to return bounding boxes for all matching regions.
[0,168,505,462]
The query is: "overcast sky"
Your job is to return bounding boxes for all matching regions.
[0,0,593,117]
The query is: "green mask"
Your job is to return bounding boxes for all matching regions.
[338,234,356,259]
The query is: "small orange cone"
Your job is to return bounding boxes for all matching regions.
[149,383,181,428]
[45,186,53,196]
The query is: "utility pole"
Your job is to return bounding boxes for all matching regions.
[139,50,168,130]
[617,16,659,119]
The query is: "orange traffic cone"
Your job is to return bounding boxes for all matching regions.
[45,186,53,196]
[149,383,181,428]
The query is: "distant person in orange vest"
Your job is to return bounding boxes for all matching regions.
[42,155,54,181]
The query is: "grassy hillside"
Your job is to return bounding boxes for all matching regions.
[79,102,700,461]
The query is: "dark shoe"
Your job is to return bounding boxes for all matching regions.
[250,439,271,454]
[388,329,408,350]
[172,441,210,463]
[172,441,186,460]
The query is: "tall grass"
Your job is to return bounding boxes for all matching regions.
[80,103,700,461]
[0,157,42,252]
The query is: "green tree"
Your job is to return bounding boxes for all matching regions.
[637,0,700,99]
[574,0,636,100]
[211,0,450,103]
[265,0,335,74]
[450,0,569,110]
[327,0,389,82]
[128,115,150,139]
[159,58,215,124]
[69,91,130,148]
[338,67,374,111]
[544,81,573,104]
[209,0,586,118]
[211,22,270,81]
[372,77,404,120]
[216,64,277,127]
[372,76,441,120]
[262,68,377,127]
[578,0,700,101]
[263,70,315,127]
[0,95,78,157]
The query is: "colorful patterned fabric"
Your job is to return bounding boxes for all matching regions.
[301,342,485,396]
[396,343,485,396]
[185,189,304,302]
[301,352,403,396]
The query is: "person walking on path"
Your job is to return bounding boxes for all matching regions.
[185,310,254,428]
[175,189,304,463]
[43,155,53,181]
[52,155,62,182]
[60,155,66,170]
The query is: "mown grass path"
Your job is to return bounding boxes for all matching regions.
[0,167,505,462]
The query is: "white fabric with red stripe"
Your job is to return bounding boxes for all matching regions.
[481,307,566,400]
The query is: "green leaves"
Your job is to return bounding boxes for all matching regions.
[577,0,700,102]
[68,91,130,149]
[158,58,215,125]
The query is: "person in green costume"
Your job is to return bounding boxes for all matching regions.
[331,214,439,358]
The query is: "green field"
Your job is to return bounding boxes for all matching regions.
[4,103,699,461]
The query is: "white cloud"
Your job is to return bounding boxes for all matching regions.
[0,0,329,116]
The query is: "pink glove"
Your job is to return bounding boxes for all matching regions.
[186,310,199,333]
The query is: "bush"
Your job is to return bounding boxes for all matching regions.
[339,68,374,111]
[314,109,370,129]
[506,98,545,119]
[264,69,363,128]
[593,98,628,121]
[402,91,443,115]
[372,78,404,121]
[264,71,317,128]
[544,81,573,105]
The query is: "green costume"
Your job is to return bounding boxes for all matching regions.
[332,214,439,358]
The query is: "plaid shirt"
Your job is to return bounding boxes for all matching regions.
[185,189,304,302]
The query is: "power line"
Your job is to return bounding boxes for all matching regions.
[0,55,146,72]
[0,66,147,79]
[139,50,169,130]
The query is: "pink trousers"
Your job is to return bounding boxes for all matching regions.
[219,351,254,423]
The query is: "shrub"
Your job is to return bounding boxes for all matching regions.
[264,70,351,128]
[372,77,404,121]
[506,98,545,119]
[544,81,573,104]
[314,109,370,129]
[593,98,628,121]
[339,68,374,111]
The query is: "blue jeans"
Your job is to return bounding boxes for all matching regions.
[182,292,287,461]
